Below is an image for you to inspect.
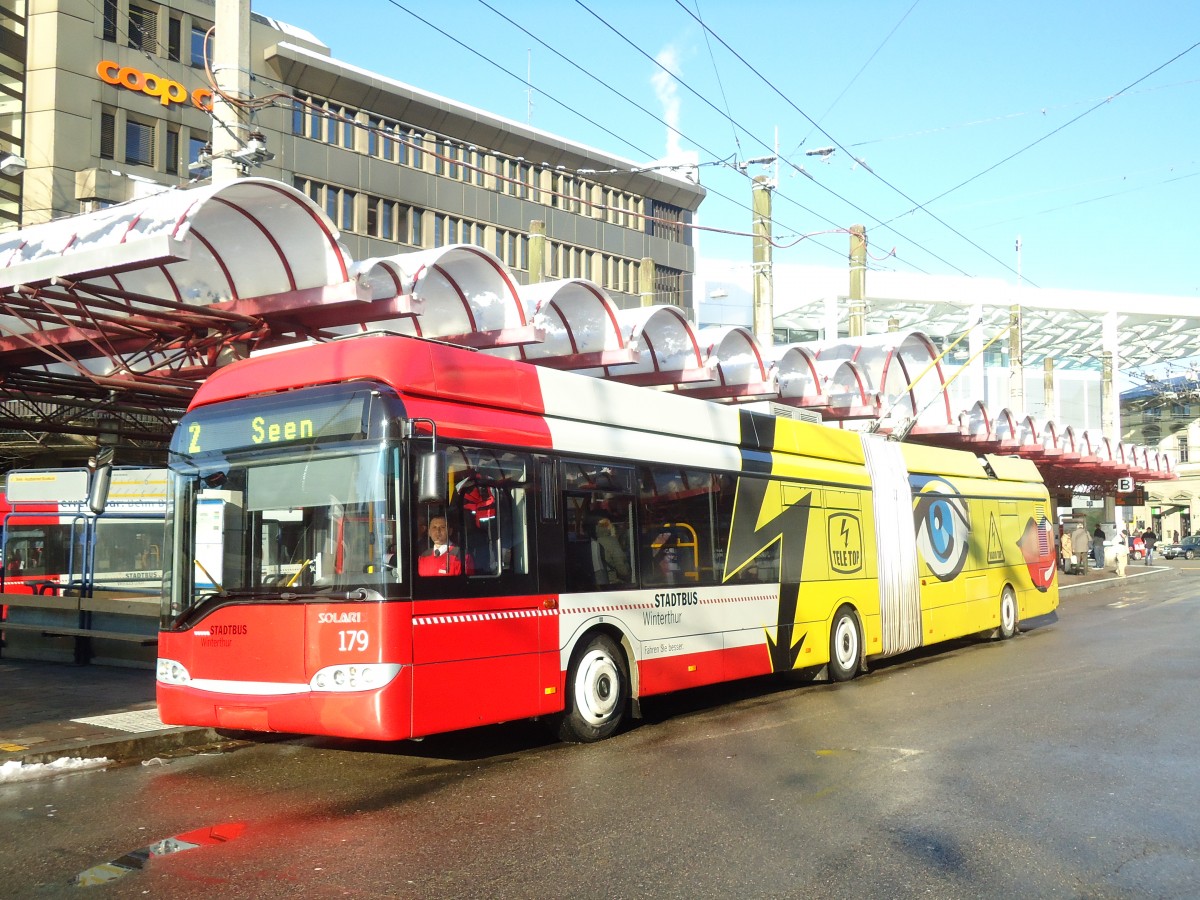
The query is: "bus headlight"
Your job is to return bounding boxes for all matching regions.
[156,658,191,685]
[310,663,402,692]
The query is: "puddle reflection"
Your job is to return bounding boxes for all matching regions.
[75,822,245,887]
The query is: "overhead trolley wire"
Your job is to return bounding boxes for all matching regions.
[880,37,1200,226]
[574,0,973,276]
[668,0,1033,285]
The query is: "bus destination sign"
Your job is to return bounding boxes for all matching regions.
[178,393,369,455]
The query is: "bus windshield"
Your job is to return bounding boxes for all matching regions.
[165,445,399,624]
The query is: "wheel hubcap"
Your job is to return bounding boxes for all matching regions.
[835,620,857,668]
[576,649,620,724]
[1002,591,1016,632]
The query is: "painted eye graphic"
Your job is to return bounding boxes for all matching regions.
[913,479,970,581]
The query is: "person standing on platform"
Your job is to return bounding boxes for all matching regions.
[1142,528,1157,566]
[1114,531,1129,577]
[1092,525,1106,569]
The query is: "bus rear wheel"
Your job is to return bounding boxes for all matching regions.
[557,634,628,743]
[828,606,861,682]
[997,586,1018,640]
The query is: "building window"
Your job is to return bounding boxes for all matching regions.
[100,112,115,160]
[125,118,154,166]
[1180,436,1190,463]
[191,24,208,68]
[128,5,157,53]
[654,265,683,307]
[647,200,683,241]
[409,209,422,245]
[165,127,179,174]
[471,149,485,186]
[188,135,208,168]
[167,16,181,61]
[103,0,118,42]
[394,126,408,166]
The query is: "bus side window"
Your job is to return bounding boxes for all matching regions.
[417,447,531,581]
[638,465,716,586]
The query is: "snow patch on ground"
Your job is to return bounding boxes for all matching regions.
[0,756,111,783]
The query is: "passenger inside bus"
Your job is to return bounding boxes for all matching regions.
[593,517,631,586]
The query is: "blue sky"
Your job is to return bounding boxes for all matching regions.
[253,1,1200,299]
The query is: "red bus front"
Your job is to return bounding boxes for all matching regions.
[157,381,560,741]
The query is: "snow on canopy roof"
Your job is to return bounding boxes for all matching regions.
[0,177,349,303]
[351,244,534,348]
[511,278,628,364]
[0,181,1169,487]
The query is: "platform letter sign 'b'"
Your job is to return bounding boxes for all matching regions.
[1116,477,1134,493]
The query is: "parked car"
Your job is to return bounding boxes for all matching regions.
[1162,535,1200,560]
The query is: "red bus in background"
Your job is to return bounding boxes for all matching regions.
[0,468,167,598]
[156,334,1058,744]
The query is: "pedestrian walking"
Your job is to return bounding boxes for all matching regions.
[1142,528,1157,565]
[1092,525,1105,569]
[1114,531,1129,577]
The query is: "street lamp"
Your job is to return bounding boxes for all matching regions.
[0,154,26,177]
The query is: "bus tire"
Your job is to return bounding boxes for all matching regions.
[998,586,1018,640]
[828,605,861,682]
[557,633,628,743]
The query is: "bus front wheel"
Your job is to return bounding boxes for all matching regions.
[998,586,1018,640]
[828,606,861,682]
[557,634,628,743]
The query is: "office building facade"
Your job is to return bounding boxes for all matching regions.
[8,1,703,311]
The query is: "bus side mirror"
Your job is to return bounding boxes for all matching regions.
[417,450,447,504]
[87,447,115,515]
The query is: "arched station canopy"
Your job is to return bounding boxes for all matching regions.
[574,305,712,387]
[500,278,635,369]
[672,326,774,401]
[771,345,828,408]
[0,178,1172,489]
[0,178,357,457]
[0,177,349,302]
[351,245,538,349]
[815,331,952,433]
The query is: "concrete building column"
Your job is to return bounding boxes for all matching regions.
[639,256,656,307]
[528,220,546,284]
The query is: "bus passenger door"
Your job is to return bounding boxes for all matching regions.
[409,446,547,736]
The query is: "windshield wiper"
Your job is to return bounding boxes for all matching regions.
[173,587,377,630]
[278,589,372,602]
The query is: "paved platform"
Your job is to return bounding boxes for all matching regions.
[0,564,1180,772]
[0,658,225,770]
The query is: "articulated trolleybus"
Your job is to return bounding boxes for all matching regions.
[157,334,1059,743]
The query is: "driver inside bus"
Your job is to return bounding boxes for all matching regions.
[418,514,471,576]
